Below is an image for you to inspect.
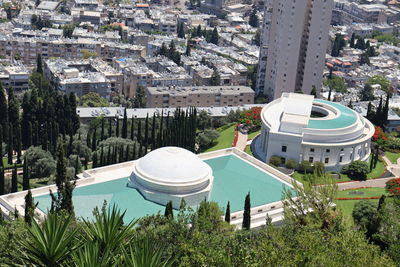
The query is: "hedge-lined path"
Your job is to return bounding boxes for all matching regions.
[337,177,394,190]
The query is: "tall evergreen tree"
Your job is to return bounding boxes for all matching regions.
[108,118,112,138]
[0,125,3,169]
[249,8,259,28]
[383,93,390,125]
[225,201,230,223]
[100,117,105,141]
[91,128,97,152]
[0,83,8,142]
[16,124,22,164]
[122,109,128,139]
[144,114,149,153]
[366,101,375,122]
[116,117,120,138]
[242,192,251,230]
[328,87,332,101]
[50,140,75,215]
[178,22,185,38]
[0,167,4,195]
[11,164,18,193]
[130,116,135,141]
[36,54,43,73]
[22,159,29,190]
[7,124,13,165]
[92,151,98,168]
[310,86,317,97]
[375,96,383,125]
[24,190,36,226]
[185,40,191,56]
[164,200,173,218]
[350,33,356,48]
[210,28,219,45]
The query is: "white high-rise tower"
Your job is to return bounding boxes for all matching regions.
[256,0,333,100]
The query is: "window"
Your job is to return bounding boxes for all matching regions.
[309,157,314,163]
[325,158,329,164]
[339,156,343,163]
[326,149,330,153]
[310,148,315,153]
[281,145,287,152]
[340,148,344,152]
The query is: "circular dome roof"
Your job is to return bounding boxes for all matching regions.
[135,147,211,185]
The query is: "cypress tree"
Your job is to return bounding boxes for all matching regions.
[11,164,18,193]
[144,114,149,153]
[92,151,98,168]
[225,201,230,223]
[366,101,374,121]
[68,133,73,156]
[7,124,13,165]
[36,54,43,73]
[151,114,156,150]
[125,145,130,161]
[185,40,191,56]
[116,117,120,138]
[164,200,173,218]
[210,28,219,45]
[137,119,142,143]
[0,167,4,195]
[130,116,135,141]
[0,83,8,142]
[370,153,374,171]
[108,118,112,138]
[16,124,22,164]
[34,122,40,146]
[328,87,332,101]
[24,190,36,226]
[26,121,32,148]
[178,22,185,38]
[242,192,251,230]
[100,146,104,167]
[122,109,128,139]
[100,118,105,141]
[107,146,111,165]
[0,125,3,169]
[350,33,356,48]
[22,160,29,190]
[383,93,390,125]
[375,96,383,125]
[132,142,137,160]
[91,127,97,152]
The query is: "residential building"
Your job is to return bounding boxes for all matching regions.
[256,0,334,100]
[145,85,254,108]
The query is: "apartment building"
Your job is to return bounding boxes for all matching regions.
[145,85,254,108]
[44,58,120,98]
[0,64,30,92]
[0,34,145,66]
[256,0,334,100]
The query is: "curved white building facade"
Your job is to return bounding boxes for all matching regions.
[128,146,214,208]
[254,93,375,171]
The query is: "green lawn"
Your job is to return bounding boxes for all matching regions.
[385,151,400,164]
[245,145,253,156]
[247,130,260,140]
[336,187,387,198]
[205,125,236,152]
[292,171,351,184]
[339,157,386,180]
[334,187,388,224]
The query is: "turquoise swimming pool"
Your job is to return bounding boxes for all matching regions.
[35,155,294,222]
[307,99,357,130]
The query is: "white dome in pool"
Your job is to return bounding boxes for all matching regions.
[128,147,214,208]
[135,146,210,184]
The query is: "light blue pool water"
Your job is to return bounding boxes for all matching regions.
[307,99,357,130]
[35,155,294,223]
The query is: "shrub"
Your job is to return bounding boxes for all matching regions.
[298,160,313,173]
[269,156,282,166]
[342,160,369,180]
[352,200,378,229]
[385,178,400,196]
[313,161,325,176]
[285,159,297,169]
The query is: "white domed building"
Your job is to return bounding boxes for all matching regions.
[128,147,214,208]
[253,93,375,171]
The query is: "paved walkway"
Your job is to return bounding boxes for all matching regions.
[235,130,248,151]
[382,155,400,177]
[337,177,394,190]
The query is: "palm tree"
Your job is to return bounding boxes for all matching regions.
[20,213,80,266]
[82,205,136,256]
[122,236,175,267]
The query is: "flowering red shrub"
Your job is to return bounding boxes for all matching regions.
[240,107,262,128]
[372,126,387,142]
[385,178,400,196]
